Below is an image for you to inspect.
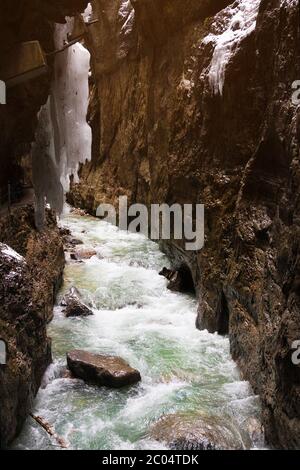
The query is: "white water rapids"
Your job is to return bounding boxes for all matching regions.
[13,212,264,450]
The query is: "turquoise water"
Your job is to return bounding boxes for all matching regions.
[13,212,263,450]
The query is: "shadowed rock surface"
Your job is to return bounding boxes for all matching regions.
[0,207,65,448]
[67,350,142,388]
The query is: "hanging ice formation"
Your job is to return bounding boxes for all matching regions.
[32,6,92,220]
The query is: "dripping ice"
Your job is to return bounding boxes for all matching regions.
[52,15,92,192]
[203,0,261,95]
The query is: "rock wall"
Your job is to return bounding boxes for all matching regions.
[0,207,65,448]
[68,0,300,448]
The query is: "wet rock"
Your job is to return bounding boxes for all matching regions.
[167,271,183,292]
[71,208,87,217]
[150,414,244,450]
[74,248,97,260]
[64,299,93,318]
[159,267,184,292]
[159,267,174,280]
[70,253,80,261]
[60,368,75,380]
[59,227,71,237]
[61,287,81,306]
[67,350,141,388]
[64,236,84,248]
[246,417,265,449]
[159,265,195,294]
[61,287,93,317]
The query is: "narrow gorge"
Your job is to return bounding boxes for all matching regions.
[0,0,300,452]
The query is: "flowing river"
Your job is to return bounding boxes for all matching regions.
[13,211,263,450]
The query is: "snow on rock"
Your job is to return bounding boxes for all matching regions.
[202,0,261,95]
[0,244,25,263]
[82,2,93,22]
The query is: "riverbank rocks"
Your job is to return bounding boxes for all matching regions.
[67,350,141,388]
[160,268,183,292]
[61,287,93,317]
[64,236,84,248]
[150,414,244,450]
[73,248,97,260]
[159,266,195,294]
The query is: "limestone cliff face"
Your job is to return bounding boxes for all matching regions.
[68,0,300,448]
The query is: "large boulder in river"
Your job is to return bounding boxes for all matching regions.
[67,350,141,388]
[61,287,93,317]
[150,414,244,450]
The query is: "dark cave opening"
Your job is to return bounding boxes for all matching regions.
[217,291,229,335]
[177,263,196,295]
